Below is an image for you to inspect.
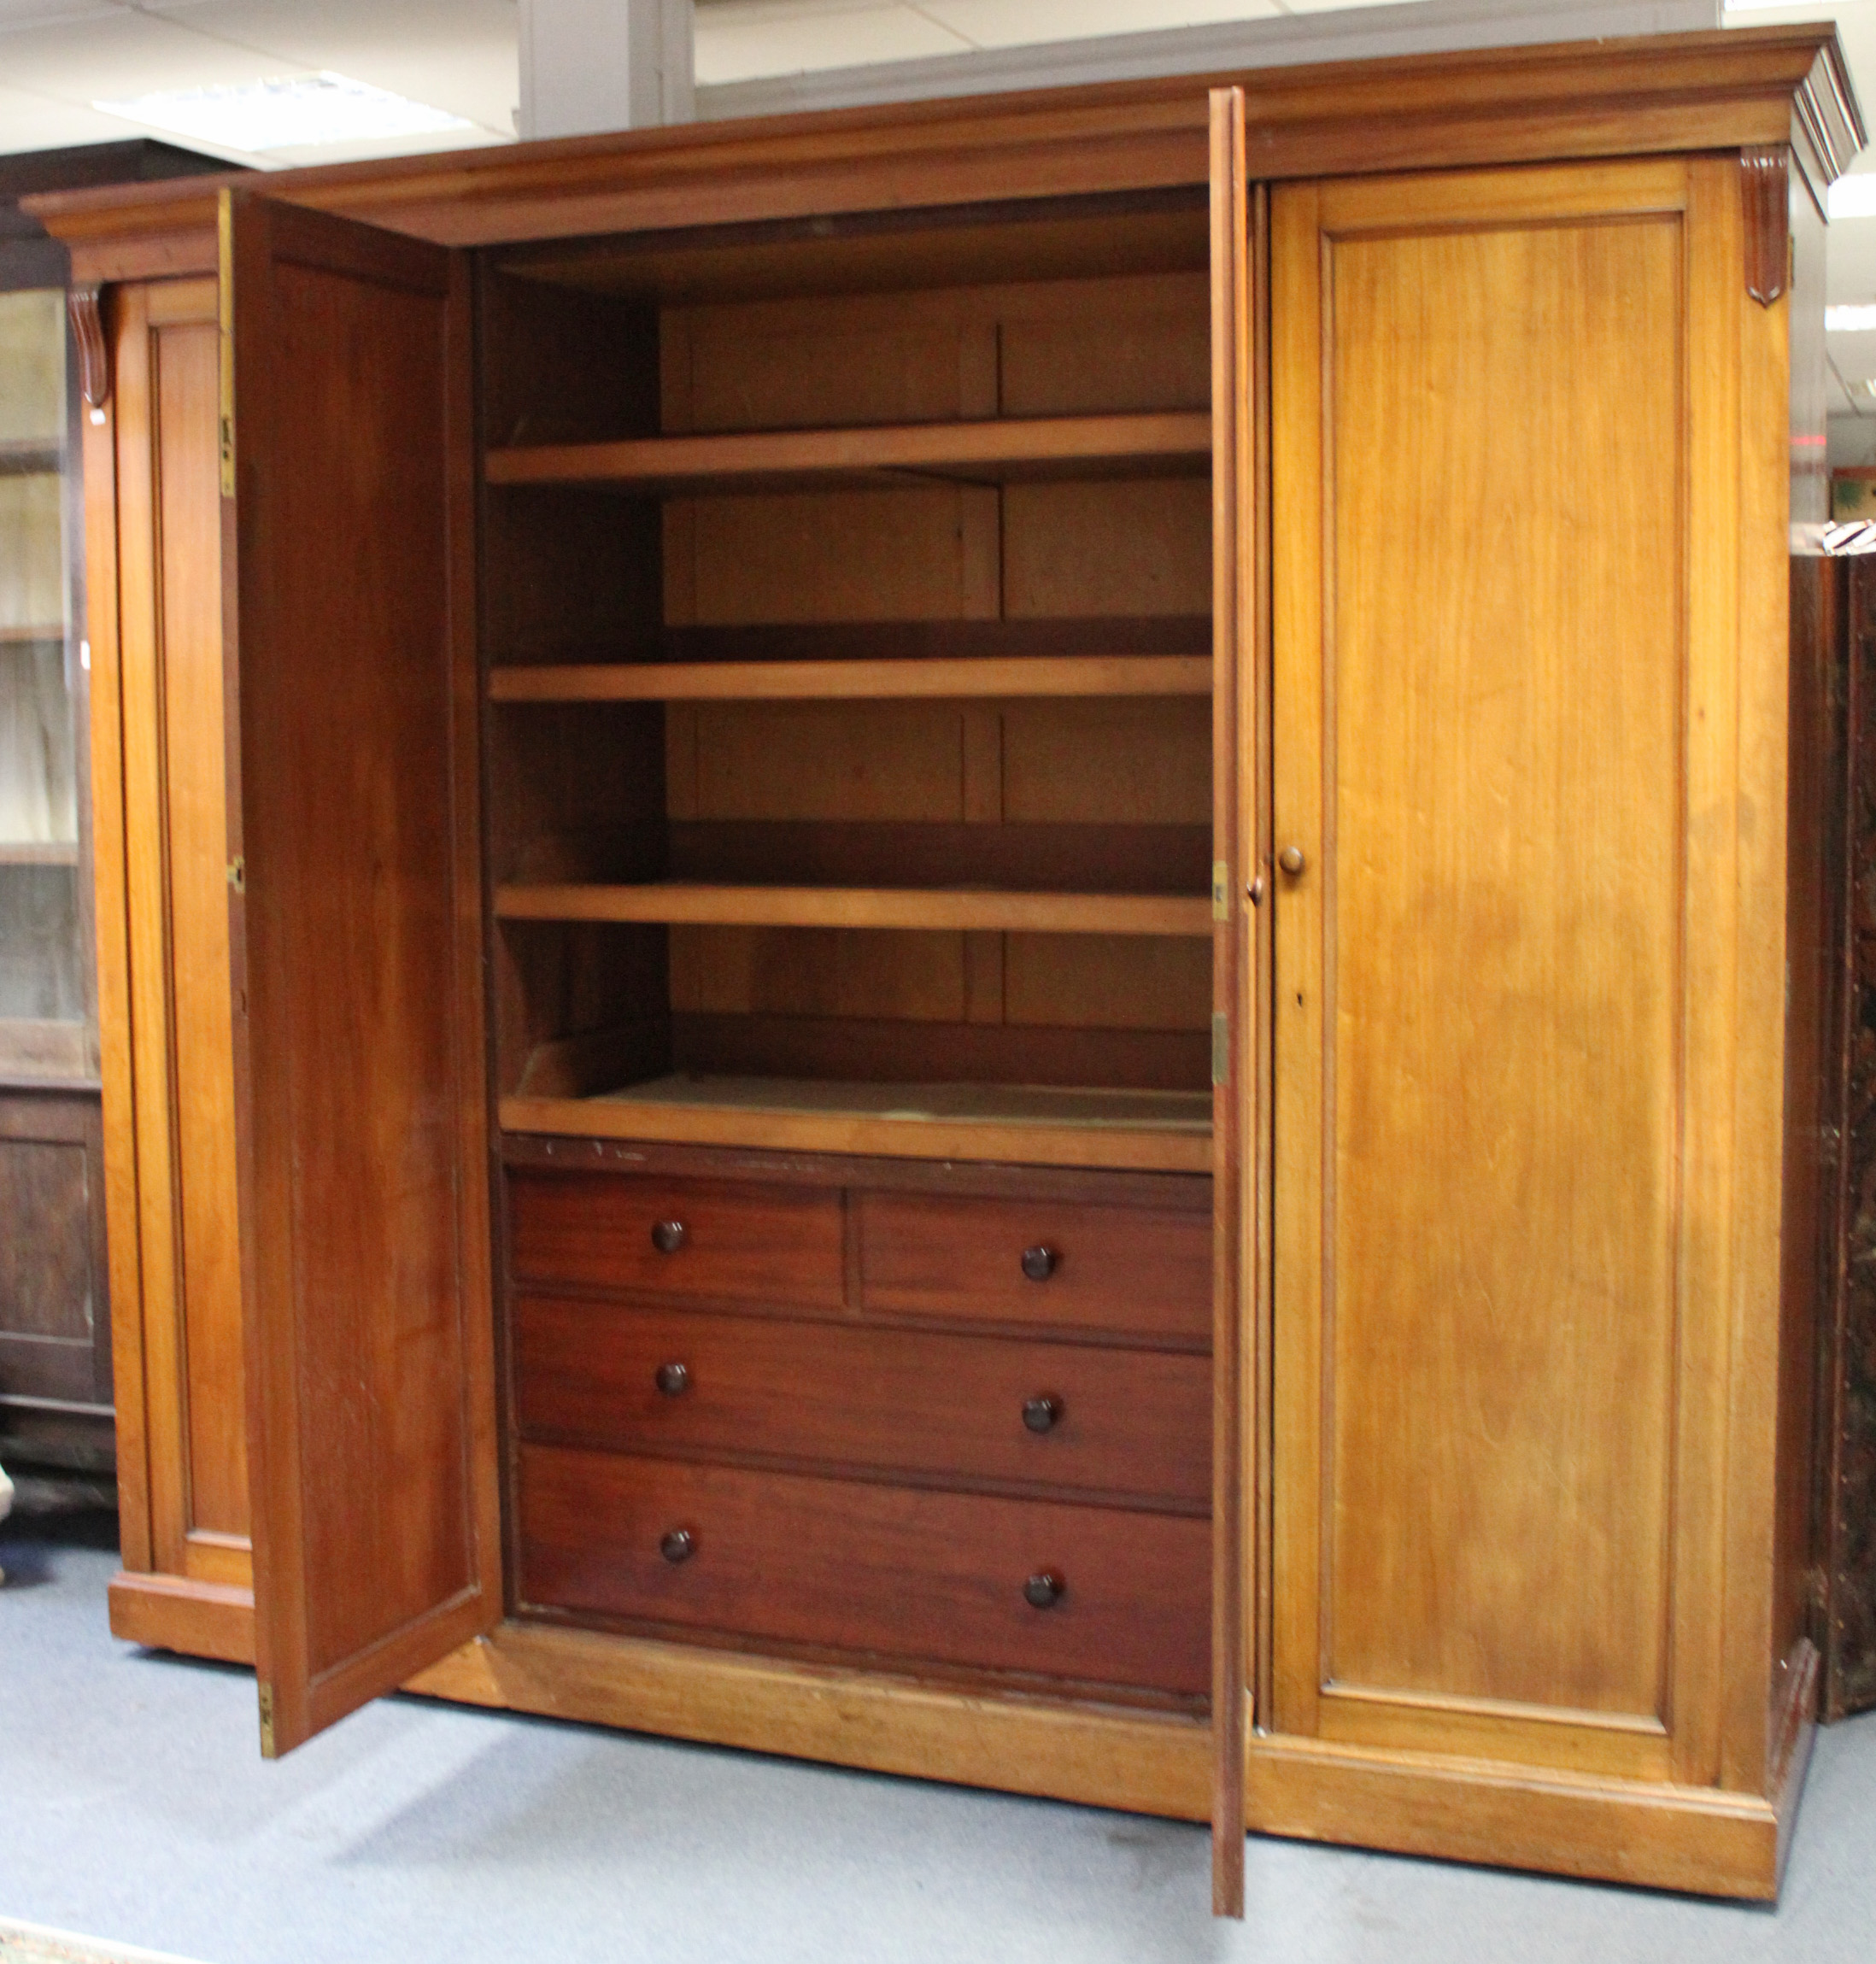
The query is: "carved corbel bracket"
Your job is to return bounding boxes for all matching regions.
[68,284,111,417]
[1742,146,1790,308]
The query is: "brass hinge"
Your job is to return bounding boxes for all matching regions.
[226,856,245,894]
[218,188,235,498]
[1211,1011,1229,1087]
[1211,860,1231,923]
[257,1682,277,1758]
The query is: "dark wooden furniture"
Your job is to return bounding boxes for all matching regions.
[0,143,223,1482]
[27,24,1863,1913]
[1820,555,1876,1721]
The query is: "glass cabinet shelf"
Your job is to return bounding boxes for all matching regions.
[0,284,88,1084]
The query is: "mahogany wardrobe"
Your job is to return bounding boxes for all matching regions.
[27,20,1861,1914]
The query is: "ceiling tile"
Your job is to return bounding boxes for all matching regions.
[0,12,313,104]
[917,2,1285,50]
[0,76,142,154]
[695,5,973,85]
[167,0,519,134]
[0,2,119,29]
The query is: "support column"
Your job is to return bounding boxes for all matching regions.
[518,0,695,139]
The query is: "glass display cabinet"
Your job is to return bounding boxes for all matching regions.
[0,283,87,1076]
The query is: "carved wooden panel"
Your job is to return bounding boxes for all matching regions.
[0,1087,110,1469]
[1826,559,1876,1717]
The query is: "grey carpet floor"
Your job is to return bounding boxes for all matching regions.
[3,1510,1874,1964]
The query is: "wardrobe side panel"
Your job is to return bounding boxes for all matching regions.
[103,277,251,1651]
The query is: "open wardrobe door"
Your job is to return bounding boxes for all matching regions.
[1208,85,1263,1920]
[219,189,501,1756]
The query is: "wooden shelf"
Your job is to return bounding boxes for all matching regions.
[485,411,1211,492]
[0,437,62,478]
[490,654,1211,702]
[0,624,65,646]
[0,1017,87,1079]
[495,882,1211,936]
[0,841,79,866]
[501,1075,1212,1175]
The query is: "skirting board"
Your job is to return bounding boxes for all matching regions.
[405,1622,1817,1899]
[107,1570,255,1667]
[1246,1641,1820,1902]
[402,1620,1211,1820]
[95,1583,1814,1899]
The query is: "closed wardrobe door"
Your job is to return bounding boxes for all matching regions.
[1267,157,1750,1786]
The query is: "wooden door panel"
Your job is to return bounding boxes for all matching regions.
[1270,160,1724,1773]
[1208,84,1256,1920]
[155,305,248,1545]
[1328,214,1682,1715]
[110,278,250,1579]
[223,193,498,1753]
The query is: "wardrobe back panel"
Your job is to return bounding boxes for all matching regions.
[1004,480,1211,619]
[665,487,1000,625]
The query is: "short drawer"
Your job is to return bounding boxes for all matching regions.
[518,1443,1209,1696]
[856,1192,1210,1343]
[514,1299,1210,1507]
[508,1170,845,1307]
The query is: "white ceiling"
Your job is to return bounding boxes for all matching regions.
[692,1,1456,83]
[0,3,519,168]
[0,2,1737,167]
[3,0,1876,402]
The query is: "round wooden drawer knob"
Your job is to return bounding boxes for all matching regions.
[654,1361,690,1397]
[1023,1571,1065,1609]
[1020,1244,1058,1282]
[1023,1394,1064,1434]
[660,1527,697,1564]
[651,1219,687,1254]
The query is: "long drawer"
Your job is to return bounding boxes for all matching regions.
[855,1191,1211,1342]
[513,1296,1210,1507]
[517,1443,1210,1695]
[509,1170,845,1306]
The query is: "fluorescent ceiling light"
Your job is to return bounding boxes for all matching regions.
[1828,306,1876,332]
[95,73,472,155]
[1832,176,1876,221]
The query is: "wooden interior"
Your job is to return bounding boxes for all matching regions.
[483,209,1218,1176]
[478,198,1223,1715]
[27,20,1866,1917]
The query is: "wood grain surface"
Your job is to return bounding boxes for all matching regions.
[1269,160,1715,1767]
[24,29,1856,284]
[489,655,1212,701]
[857,1188,1211,1341]
[508,1169,846,1307]
[517,1442,1211,1694]
[105,277,251,1590]
[403,1617,1211,1820]
[513,1297,1211,1507]
[487,410,1211,489]
[495,882,1211,937]
[225,195,498,1752]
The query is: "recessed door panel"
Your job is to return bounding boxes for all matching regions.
[1269,160,1732,1778]
[222,191,499,1755]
